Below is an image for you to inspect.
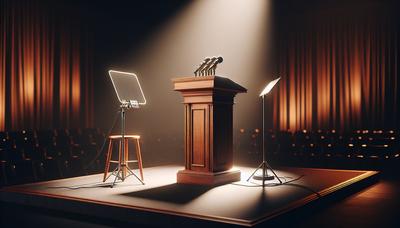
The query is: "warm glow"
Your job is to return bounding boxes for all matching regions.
[122,0,272,131]
[273,14,398,131]
[72,40,81,123]
[131,0,270,82]
[0,38,4,130]
[1,1,91,129]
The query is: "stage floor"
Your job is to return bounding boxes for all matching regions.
[0,165,378,227]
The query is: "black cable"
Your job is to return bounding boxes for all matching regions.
[46,179,145,190]
[83,110,120,171]
[231,175,304,187]
[232,174,321,197]
[47,182,115,189]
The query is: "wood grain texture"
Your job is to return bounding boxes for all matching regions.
[173,76,246,184]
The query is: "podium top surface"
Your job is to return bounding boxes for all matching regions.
[172,76,247,93]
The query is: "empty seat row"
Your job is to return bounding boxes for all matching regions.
[236,129,399,162]
[0,128,106,186]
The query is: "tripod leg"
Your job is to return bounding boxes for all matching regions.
[112,168,123,188]
[126,167,145,185]
[265,161,283,184]
[247,162,264,181]
[104,166,118,182]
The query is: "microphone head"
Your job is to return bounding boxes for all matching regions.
[207,57,217,66]
[216,56,223,64]
[201,57,215,73]
[195,57,212,75]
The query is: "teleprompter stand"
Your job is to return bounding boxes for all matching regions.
[103,102,145,188]
[105,70,147,187]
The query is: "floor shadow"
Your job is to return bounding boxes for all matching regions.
[121,183,214,204]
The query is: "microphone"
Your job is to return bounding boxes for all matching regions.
[201,56,216,76]
[194,57,211,76]
[205,57,219,75]
[207,56,223,75]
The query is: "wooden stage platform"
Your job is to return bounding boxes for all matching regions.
[0,165,379,227]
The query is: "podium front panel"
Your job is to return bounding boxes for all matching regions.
[186,103,210,172]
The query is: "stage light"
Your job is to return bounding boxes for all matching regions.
[259,77,281,97]
[247,77,282,187]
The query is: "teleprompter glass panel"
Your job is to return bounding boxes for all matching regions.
[108,70,146,105]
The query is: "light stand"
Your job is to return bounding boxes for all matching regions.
[247,77,282,187]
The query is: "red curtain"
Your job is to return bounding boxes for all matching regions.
[273,14,399,131]
[0,0,93,130]
[0,0,5,130]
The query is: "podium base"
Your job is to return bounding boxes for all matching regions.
[177,169,241,185]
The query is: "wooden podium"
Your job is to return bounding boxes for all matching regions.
[172,76,247,185]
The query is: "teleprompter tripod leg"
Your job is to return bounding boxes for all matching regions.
[125,167,145,185]
[103,166,118,183]
[111,168,122,188]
